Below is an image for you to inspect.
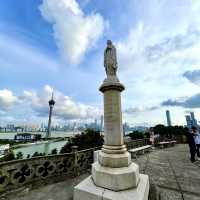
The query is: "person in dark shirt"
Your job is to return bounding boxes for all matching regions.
[185,127,196,162]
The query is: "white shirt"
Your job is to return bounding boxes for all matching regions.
[194,131,200,145]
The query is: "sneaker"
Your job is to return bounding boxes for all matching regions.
[197,157,200,161]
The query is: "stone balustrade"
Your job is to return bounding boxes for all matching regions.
[0,139,149,193]
[125,138,150,149]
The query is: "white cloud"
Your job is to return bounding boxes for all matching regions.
[183,69,200,85]
[40,0,105,64]
[115,0,200,125]
[0,85,101,124]
[22,85,101,120]
[0,89,18,110]
[43,85,53,94]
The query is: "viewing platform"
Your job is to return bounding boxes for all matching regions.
[1,144,200,200]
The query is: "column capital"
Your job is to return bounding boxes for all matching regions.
[99,77,125,93]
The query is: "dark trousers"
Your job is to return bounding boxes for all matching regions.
[196,144,200,158]
[189,144,196,162]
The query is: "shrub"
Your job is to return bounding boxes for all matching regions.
[3,151,15,161]
[153,124,188,139]
[32,152,40,157]
[51,148,57,155]
[60,129,104,153]
[128,131,144,140]
[16,151,23,159]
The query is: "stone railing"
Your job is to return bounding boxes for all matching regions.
[0,152,74,192]
[125,138,150,150]
[0,139,148,193]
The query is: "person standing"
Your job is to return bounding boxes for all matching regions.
[149,127,155,147]
[192,126,200,160]
[186,127,196,162]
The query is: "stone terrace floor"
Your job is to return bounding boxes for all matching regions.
[1,144,200,200]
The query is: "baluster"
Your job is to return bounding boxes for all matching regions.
[72,146,79,177]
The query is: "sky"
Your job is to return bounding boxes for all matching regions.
[0,0,200,127]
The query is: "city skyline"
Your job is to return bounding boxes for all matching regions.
[1,0,200,126]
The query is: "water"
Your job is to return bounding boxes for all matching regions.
[0,131,77,157]
[13,140,68,157]
[0,132,16,140]
[0,131,77,140]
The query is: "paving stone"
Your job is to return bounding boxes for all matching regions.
[173,166,200,179]
[177,177,200,195]
[183,193,200,200]
[145,164,174,176]
[4,173,90,200]
[148,175,179,191]
[158,187,182,200]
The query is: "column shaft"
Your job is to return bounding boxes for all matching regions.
[104,89,123,146]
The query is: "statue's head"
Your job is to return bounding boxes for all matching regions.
[107,40,112,47]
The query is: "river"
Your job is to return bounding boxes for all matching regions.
[0,131,77,140]
[0,131,78,157]
[13,140,68,157]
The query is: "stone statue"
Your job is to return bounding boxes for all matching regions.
[104,40,118,77]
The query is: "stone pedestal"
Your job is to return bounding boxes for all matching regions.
[92,162,139,191]
[74,175,149,200]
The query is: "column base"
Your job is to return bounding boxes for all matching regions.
[98,150,131,168]
[74,174,149,200]
[92,162,139,191]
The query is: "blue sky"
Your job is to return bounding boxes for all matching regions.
[1,0,200,126]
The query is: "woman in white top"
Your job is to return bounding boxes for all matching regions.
[193,128,200,159]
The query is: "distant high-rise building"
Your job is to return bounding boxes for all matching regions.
[123,122,129,136]
[190,112,197,127]
[94,119,97,131]
[185,115,192,129]
[6,124,15,132]
[46,92,56,138]
[185,112,198,129]
[73,122,78,133]
[166,110,172,126]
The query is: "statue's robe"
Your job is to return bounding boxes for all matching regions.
[104,46,118,76]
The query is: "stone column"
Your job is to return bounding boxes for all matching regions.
[101,82,124,146]
[99,78,127,157]
[91,77,140,191]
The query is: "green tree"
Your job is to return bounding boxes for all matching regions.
[3,151,15,161]
[60,141,73,154]
[32,152,40,157]
[153,124,167,136]
[128,131,144,140]
[51,148,57,155]
[16,151,23,159]
[60,129,104,153]
[153,124,188,139]
[32,152,46,157]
